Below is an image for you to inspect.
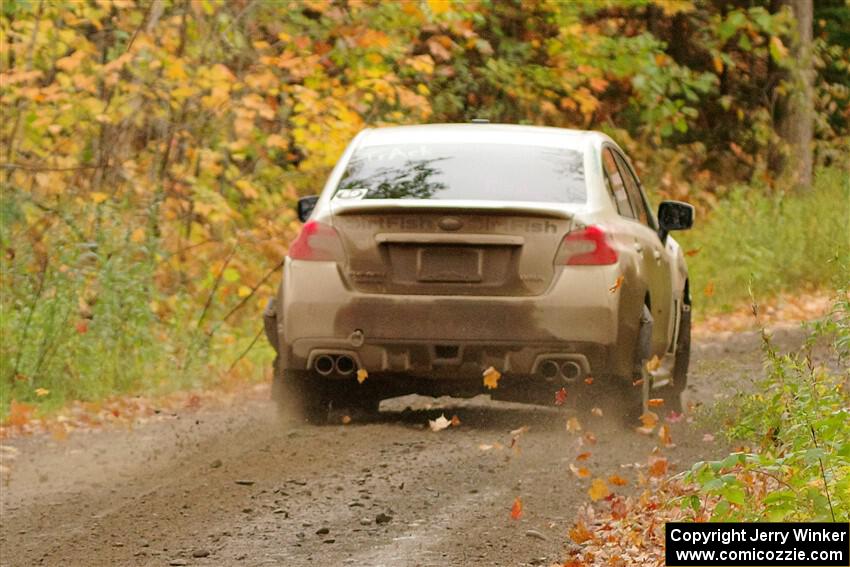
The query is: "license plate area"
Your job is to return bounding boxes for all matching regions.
[417,247,483,283]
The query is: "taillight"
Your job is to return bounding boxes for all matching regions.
[556,225,618,265]
[288,220,343,261]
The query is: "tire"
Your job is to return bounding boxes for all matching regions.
[615,304,653,426]
[663,304,691,412]
[271,357,329,425]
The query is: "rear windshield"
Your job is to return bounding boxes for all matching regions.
[333,143,586,203]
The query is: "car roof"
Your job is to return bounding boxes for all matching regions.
[356,123,611,152]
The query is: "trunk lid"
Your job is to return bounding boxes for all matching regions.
[330,200,574,296]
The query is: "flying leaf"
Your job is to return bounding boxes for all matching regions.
[450,414,461,427]
[608,275,624,293]
[356,368,368,384]
[91,192,108,204]
[569,519,593,544]
[646,355,661,372]
[569,463,591,478]
[658,423,674,447]
[610,496,628,519]
[588,478,610,501]
[636,411,659,435]
[648,455,668,477]
[583,432,597,445]
[566,416,582,433]
[666,410,684,423]
[608,474,628,486]
[685,248,701,257]
[584,376,594,385]
[576,452,591,461]
[554,387,567,406]
[591,407,603,417]
[341,415,351,425]
[482,366,501,390]
[703,281,715,297]
[34,387,49,397]
[510,425,530,437]
[428,414,451,432]
[647,398,665,407]
[510,497,523,520]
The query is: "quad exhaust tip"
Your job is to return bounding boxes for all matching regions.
[335,355,356,376]
[536,357,585,383]
[314,355,335,376]
[540,360,560,381]
[560,361,582,382]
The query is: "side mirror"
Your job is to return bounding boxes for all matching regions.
[657,200,694,242]
[297,195,319,222]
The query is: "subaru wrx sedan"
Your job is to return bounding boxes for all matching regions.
[264,124,693,423]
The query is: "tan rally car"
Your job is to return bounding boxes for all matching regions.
[265,124,694,423]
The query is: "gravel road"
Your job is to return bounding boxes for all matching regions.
[0,328,806,567]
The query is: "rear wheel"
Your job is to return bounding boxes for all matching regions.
[271,357,329,425]
[614,304,653,426]
[660,304,690,412]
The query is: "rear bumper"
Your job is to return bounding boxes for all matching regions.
[276,259,629,376]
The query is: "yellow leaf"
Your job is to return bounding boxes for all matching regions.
[646,355,661,372]
[35,387,50,397]
[165,59,188,81]
[566,416,582,433]
[356,368,368,384]
[91,192,108,204]
[237,285,252,298]
[482,366,501,390]
[130,228,145,243]
[588,478,610,501]
[427,0,451,15]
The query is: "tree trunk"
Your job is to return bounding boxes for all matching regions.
[775,0,814,189]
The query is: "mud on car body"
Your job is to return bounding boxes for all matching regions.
[265,124,694,424]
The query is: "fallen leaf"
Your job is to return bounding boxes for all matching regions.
[704,281,715,297]
[566,416,582,433]
[569,519,593,544]
[583,432,597,445]
[632,378,644,387]
[588,478,610,501]
[428,414,451,432]
[554,387,567,406]
[569,463,591,478]
[608,275,624,293]
[591,407,603,417]
[34,387,50,397]
[90,191,108,204]
[702,433,715,443]
[647,398,664,407]
[608,474,628,486]
[185,394,202,409]
[645,355,661,372]
[610,496,628,519]
[684,248,701,257]
[450,414,461,427]
[75,320,89,334]
[356,368,368,384]
[648,455,668,477]
[576,451,591,461]
[4,401,34,427]
[584,376,594,385]
[510,497,523,520]
[482,366,501,390]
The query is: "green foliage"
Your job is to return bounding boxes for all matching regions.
[679,166,850,313]
[685,288,850,521]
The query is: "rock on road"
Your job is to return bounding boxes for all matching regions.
[0,329,802,567]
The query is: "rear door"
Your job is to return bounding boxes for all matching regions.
[610,150,674,355]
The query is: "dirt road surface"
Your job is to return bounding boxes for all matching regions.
[0,328,805,567]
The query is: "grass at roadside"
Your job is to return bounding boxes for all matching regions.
[679,166,849,314]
